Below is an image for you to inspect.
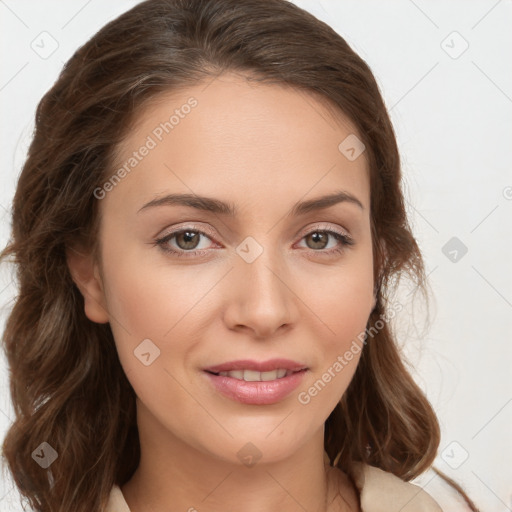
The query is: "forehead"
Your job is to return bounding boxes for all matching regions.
[105,73,370,213]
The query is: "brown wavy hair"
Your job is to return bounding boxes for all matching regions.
[1,0,478,510]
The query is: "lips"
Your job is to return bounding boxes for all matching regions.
[203,358,308,405]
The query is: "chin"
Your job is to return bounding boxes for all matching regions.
[198,425,316,468]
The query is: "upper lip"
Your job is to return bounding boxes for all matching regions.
[204,358,308,373]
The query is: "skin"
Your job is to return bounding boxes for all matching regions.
[67,72,375,511]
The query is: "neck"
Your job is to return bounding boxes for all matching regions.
[121,403,358,512]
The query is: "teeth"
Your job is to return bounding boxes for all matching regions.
[217,369,293,381]
[244,370,262,381]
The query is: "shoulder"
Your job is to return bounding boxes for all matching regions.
[106,484,131,512]
[348,463,444,512]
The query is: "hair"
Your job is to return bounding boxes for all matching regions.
[0,0,478,510]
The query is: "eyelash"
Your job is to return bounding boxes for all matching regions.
[153,224,354,259]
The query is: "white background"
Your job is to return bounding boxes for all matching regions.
[0,1,511,511]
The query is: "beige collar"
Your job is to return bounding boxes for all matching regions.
[348,462,443,511]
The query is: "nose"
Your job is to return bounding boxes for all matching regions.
[223,247,298,340]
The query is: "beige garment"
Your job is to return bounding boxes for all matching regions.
[105,463,443,511]
[349,462,443,511]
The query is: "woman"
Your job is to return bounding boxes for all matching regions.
[1,0,479,510]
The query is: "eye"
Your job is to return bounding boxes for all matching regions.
[154,224,217,258]
[295,226,354,256]
[153,223,354,258]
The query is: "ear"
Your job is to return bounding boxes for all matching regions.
[66,245,109,324]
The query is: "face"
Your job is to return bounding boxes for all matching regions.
[76,73,375,466]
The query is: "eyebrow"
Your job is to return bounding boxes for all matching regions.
[137,190,364,216]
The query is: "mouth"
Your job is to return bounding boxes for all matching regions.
[203,359,308,405]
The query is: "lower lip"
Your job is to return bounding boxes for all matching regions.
[204,370,307,405]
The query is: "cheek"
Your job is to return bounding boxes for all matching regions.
[297,252,373,395]
[99,246,222,396]
[101,244,203,338]
[101,258,197,415]
[296,282,371,416]
[296,249,374,341]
